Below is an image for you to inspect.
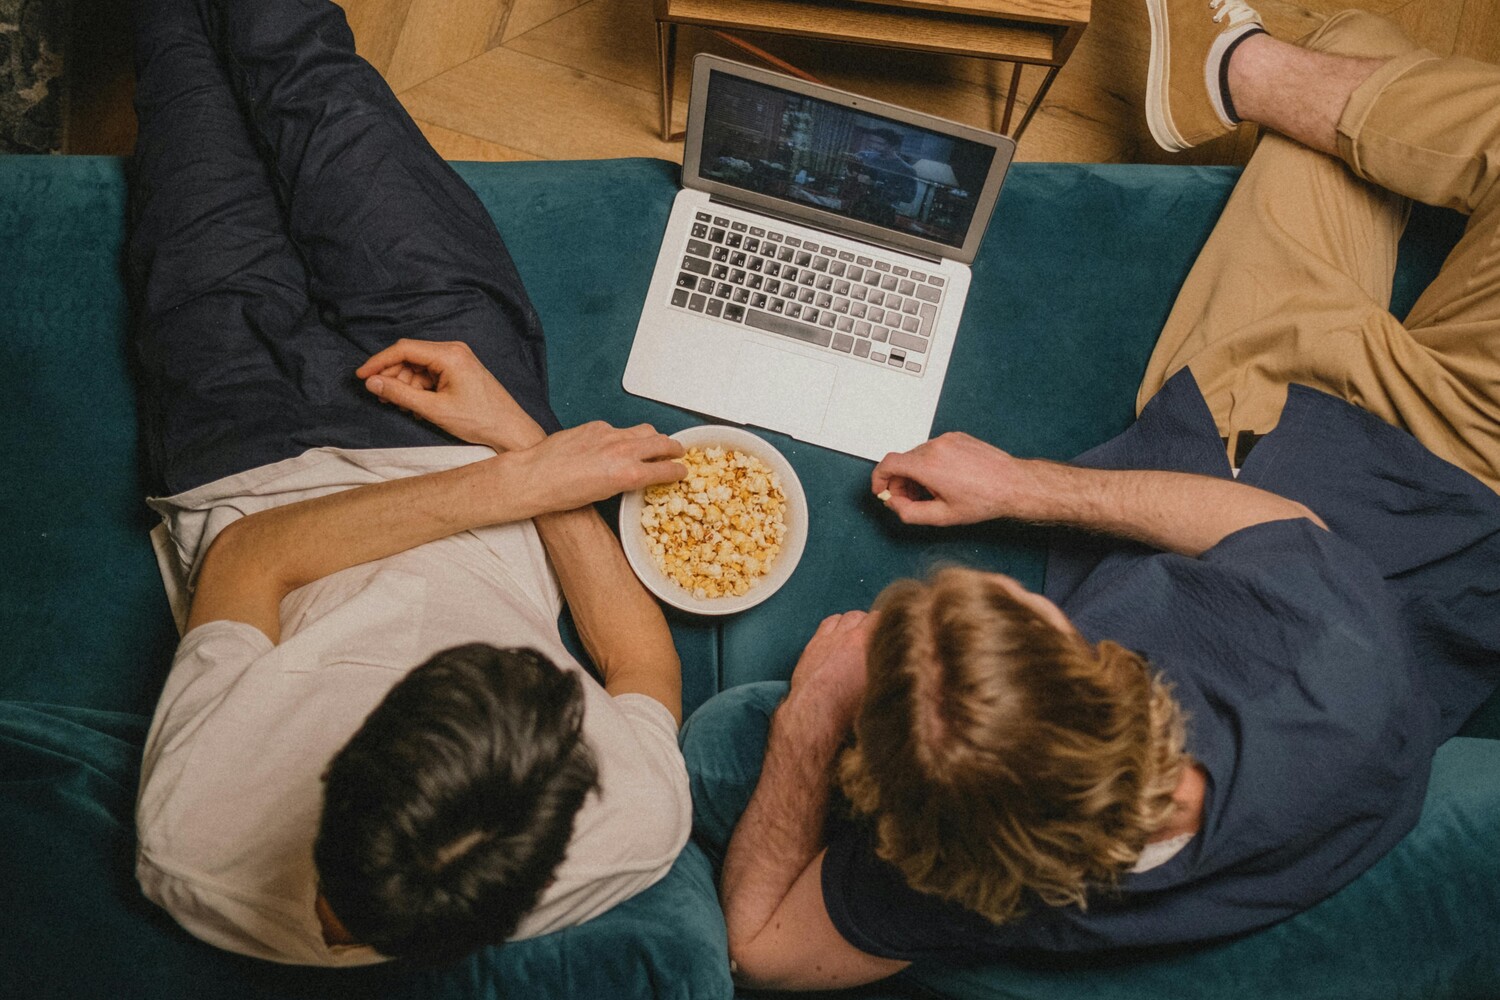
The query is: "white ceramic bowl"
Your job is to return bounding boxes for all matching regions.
[619,425,808,616]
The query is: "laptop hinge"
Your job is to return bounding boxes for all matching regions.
[707,194,945,265]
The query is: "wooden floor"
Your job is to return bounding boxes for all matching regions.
[68,0,1500,165]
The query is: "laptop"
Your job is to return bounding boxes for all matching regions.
[624,55,1016,461]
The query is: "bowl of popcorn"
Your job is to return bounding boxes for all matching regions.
[619,425,808,615]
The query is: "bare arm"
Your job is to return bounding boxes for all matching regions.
[873,431,1325,556]
[188,424,685,643]
[533,506,683,722]
[357,339,686,720]
[720,613,911,990]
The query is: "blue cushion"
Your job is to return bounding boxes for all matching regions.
[0,701,731,1000]
[682,686,1500,999]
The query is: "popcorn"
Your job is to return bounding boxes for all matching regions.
[877,489,893,503]
[642,446,788,599]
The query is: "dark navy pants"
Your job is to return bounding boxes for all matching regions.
[127,0,561,496]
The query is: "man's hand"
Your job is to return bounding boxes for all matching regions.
[787,611,874,731]
[503,421,687,515]
[356,339,546,452]
[872,432,1033,526]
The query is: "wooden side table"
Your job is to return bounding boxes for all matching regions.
[655,0,1091,143]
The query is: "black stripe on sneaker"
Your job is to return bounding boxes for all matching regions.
[1219,27,1267,124]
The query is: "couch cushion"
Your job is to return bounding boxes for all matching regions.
[0,701,731,999]
[906,737,1500,1000]
[682,686,1500,1000]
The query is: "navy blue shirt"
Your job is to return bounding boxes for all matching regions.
[822,371,1500,960]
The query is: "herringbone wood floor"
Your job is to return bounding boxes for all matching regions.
[68,0,1500,164]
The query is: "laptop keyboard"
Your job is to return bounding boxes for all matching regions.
[666,211,946,377]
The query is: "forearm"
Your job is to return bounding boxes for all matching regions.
[1010,460,1325,556]
[534,507,682,722]
[188,452,537,639]
[721,687,844,961]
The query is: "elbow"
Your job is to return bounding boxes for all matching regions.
[1296,503,1329,531]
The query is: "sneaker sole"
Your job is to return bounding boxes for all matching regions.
[1144,0,1192,152]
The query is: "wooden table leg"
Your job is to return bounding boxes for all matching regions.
[1012,64,1061,141]
[658,19,677,142]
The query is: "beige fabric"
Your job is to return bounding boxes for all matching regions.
[1137,10,1500,490]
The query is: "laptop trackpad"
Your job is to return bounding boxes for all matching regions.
[733,340,836,440]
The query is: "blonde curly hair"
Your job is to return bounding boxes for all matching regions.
[837,567,1187,924]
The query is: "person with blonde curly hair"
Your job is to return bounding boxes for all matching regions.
[681,4,1500,990]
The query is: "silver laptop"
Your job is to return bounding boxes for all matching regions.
[624,55,1015,461]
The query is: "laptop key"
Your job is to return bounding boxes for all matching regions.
[731,252,747,267]
[770,299,786,314]
[868,307,885,324]
[815,292,833,309]
[815,275,833,291]
[752,293,769,309]
[911,270,927,281]
[697,277,715,294]
[748,273,764,290]
[724,304,746,321]
[871,351,887,362]
[682,256,710,275]
[832,333,855,352]
[834,280,851,296]
[798,287,815,304]
[901,316,920,334]
[711,246,729,262]
[888,352,906,367]
[692,224,709,238]
[853,338,871,358]
[686,239,711,257]
[880,275,899,291]
[706,299,723,317]
[731,221,748,232]
[733,288,751,304]
[906,360,923,373]
[893,265,910,277]
[715,284,733,299]
[805,308,822,324]
[847,266,864,282]
[898,279,916,296]
[833,299,850,314]
[745,238,760,253]
[745,308,834,349]
[804,242,820,251]
[709,227,726,242]
[778,247,796,262]
[929,275,945,286]
[729,270,746,285]
[854,319,871,336]
[819,313,837,329]
[871,326,890,343]
[914,284,941,303]
[787,303,803,318]
[726,232,743,249]
[689,293,706,311]
[711,264,729,280]
[812,257,829,272]
[784,236,801,247]
[830,261,847,277]
[839,251,855,261]
[799,271,816,286]
[672,289,690,307]
[677,273,698,289]
[890,331,928,354]
[851,303,868,319]
[695,211,712,222]
[919,303,936,331]
[836,317,854,333]
[904,299,920,315]
[713,216,728,225]
[750,226,765,236]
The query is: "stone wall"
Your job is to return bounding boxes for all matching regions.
[1,0,65,154]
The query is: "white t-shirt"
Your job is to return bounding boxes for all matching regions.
[136,447,692,966]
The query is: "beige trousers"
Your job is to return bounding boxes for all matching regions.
[1137,10,1500,490]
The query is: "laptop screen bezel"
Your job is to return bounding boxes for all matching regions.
[680,54,1016,266]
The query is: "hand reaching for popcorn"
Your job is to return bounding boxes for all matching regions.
[356,339,547,452]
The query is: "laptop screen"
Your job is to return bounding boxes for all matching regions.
[698,69,998,251]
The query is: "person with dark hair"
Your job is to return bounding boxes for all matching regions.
[130,0,691,967]
[846,127,918,223]
[685,6,1500,991]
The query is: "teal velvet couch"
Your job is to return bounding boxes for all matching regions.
[2,153,1496,1000]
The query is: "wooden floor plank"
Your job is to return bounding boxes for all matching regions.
[414,118,543,160]
[399,45,684,159]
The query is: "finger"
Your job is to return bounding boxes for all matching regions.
[884,493,945,526]
[365,374,441,419]
[637,459,688,486]
[357,339,455,379]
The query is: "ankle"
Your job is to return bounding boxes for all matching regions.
[1224,31,1278,126]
